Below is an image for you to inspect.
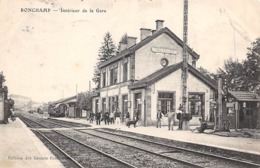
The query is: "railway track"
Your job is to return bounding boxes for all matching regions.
[20,116,136,168]
[19,114,260,168]
[77,129,260,168]
[97,128,260,165]
[19,115,202,167]
[20,117,84,168]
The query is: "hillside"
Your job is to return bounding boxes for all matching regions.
[9,94,41,110]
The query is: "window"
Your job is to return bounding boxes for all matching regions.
[123,62,128,82]
[111,96,118,112]
[245,102,254,116]
[158,92,175,115]
[188,93,205,116]
[102,71,106,87]
[122,95,128,121]
[95,99,99,113]
[134,93,142,119]
[110,67,118,85]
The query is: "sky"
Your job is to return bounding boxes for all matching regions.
[0,0,259,102]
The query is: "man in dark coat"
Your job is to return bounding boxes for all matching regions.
[104,110,109,125]
[156,110,162,128]
[96,112,101,125]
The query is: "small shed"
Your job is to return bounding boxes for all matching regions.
[224,91,260,129]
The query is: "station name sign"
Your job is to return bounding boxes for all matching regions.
[151,47,177,55]
[226,102,235,108]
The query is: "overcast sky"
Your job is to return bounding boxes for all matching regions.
[0,0,259,102]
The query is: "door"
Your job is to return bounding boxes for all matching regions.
[134,93,142,120]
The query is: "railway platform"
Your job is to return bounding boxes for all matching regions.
[0,118,64,168]
[56,117,260,156]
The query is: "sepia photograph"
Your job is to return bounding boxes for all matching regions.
[0,0,260,167]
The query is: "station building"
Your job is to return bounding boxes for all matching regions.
[91,20,218,126]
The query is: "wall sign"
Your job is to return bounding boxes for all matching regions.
[151,47,177,55]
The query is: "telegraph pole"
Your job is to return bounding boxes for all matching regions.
[182,0,189,113]
[181,0,189,130]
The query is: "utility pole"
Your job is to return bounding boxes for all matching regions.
[181,0,189,130]
[76,84,78,118]
[217,78,223,131]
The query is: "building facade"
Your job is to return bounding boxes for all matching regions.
[92,20,217,126]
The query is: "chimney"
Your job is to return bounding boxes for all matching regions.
[155,20,164,31]
[140,28,152,41]
[151,30,156,35]
[127,36,137,48]
[119,42,127,52]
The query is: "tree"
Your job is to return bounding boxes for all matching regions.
[243,38,260,93]
[92,65,101,89]
[98,32,117,61]
[197,66,216,80]
[0,72,5,88]
[117,33,127,54]
[92,32,117,89]
[77,91,92,111]
[198,38,260,95]
[215,58,244,91]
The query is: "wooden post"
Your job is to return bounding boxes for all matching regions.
[218,78,222,131]
[214,104,217,130]
[235,102,238,131]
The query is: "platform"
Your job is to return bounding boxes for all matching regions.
[57,117,260,155]
[0,118,64,168]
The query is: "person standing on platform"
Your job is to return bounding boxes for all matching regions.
[135,109,140,120]
[156,110,162,128]
[104,110,109,125]
[168,111,175,131]
[89,111,94,124]
[115,109,121,130]
[109,110,115,124]
[177,105,183,130]
[125,111,130,126]
[96,111,101,125]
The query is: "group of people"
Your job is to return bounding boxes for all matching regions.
[89,109,126,129]
[156,110,175,130]
[156,105,183,131]
[88,109,140,130]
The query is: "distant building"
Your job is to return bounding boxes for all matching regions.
[49,95,78,117]
[92,20,217,126]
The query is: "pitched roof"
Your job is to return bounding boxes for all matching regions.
[51,95,77,105]
[98,27,200,69]
[90,90,100,97]
[129,62,217,90]
[228,91,260,102]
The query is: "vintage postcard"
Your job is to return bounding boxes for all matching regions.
[0,0,259,167]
